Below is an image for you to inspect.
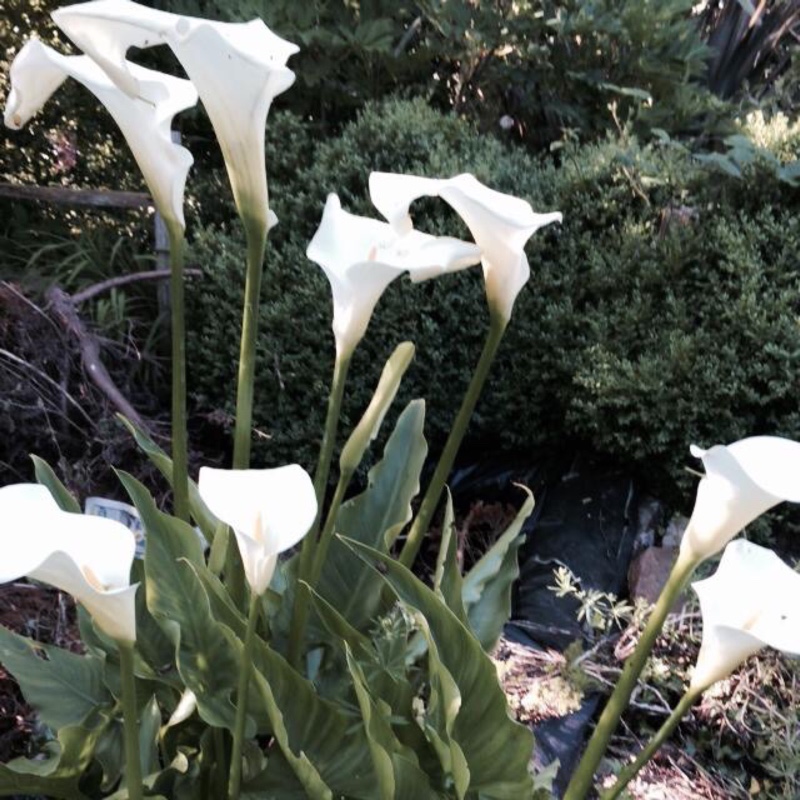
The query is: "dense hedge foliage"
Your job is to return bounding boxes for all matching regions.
[185,99,800,498]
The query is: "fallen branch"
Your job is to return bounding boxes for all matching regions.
[72,268,202,305]
[45,286,148,430]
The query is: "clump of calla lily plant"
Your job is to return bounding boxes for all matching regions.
[2,2,798,800]
[0,2,558,798]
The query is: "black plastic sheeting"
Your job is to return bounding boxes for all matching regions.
[450,451,638,797]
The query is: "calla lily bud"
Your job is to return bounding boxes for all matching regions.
[680,436,800,563]
[197,465,316,596]
[0,484,138,643]
[691,539,800,690]
[340,342,415,474]
[52,0,298,229]
[369,172,562,324]
[4,38,196,229]
[307,193,481,359]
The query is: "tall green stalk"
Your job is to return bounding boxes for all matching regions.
[288,354,351,667]
[563,550,699,799]
[232,217,269,470]
[600,688,702,800]
[118,642,143,800]
[288,466,353,669]
[228,592,260,800]
[309,468,353,588]
[399,312,507,568]
[167,222,189,522]
[227,217,269,608]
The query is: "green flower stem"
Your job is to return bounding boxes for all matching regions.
[232,217,269,469]
[118,642,143,800]
[227,217,268,609]
[399,312,507,569]
[600,687,702,800]
[228,591,261,800]
[288,468,353,670]
[563,551,699,800]
[167,222,189,522]
[295,354,352,597]
[309,469,353,587]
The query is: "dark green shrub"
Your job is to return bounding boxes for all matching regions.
[185,99,800,503]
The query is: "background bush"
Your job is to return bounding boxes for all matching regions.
[185,98,800,503]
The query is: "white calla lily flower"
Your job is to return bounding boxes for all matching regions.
[197,465,316,595]
[691,539,800,690]
[369,172,562,323]
[0,483,138,642]
[52,0,298,227]
[4,38,196,229]
[680,436,800,563]
[307,193,482,358]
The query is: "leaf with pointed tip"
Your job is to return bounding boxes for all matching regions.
[0,625,111,730]
[316,400,427,631]
[346,644,443,800]
[249,669,333,799]
[412,613,469,800]
[305,582,374,660]
[0,722,106,799]
[226,629,377,797]
[119,472,240,732]
[178,561,378,797]
[31,455,81,513]
[462,487,533,651]
[118,415,219,543]
[140,695,162,777]
[434,489,468,626]
[340,538,534,799]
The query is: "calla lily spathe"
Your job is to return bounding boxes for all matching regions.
[52,0,298,227]
[4,38,196,228]
[680,436,800,563]
[307,193,482,358]
[691,539,800,690]
[369,172,562,323]
[197,465,316,595]
[0,483,138,642]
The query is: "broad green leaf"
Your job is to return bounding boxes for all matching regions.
[140,695,162,777]
[128,560,181,688]
[249,670,333,800]
[317,400,427,631]
[118,415,219,543]
[341,538,534,799]
[0,625,110,730]
[119,473,241,732]
[243,626,377,798]
[182,592,375,798]
[413,614,469,800]
[31,455,81,513]
[305,582,374,659]
[179,561,378,798]
[0,722,106,799]
[462,487,534,651]
[434,489,468,626]
[93,718,124,792]
[346,645,442,800]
